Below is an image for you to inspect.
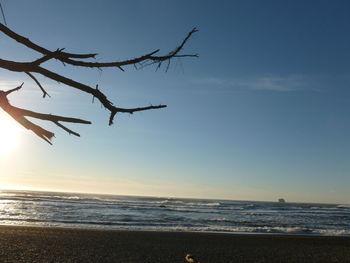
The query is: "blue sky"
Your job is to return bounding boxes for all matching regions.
[0,0,349,203]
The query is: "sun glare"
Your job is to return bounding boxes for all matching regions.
[0,114,21,157]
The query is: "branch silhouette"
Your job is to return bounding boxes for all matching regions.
[0,22,197,144]
[0,83,91,144]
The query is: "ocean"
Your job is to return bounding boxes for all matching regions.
[0,190,349,236]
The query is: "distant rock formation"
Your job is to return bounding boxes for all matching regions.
[278,198,286,203]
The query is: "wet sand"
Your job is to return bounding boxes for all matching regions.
[0,225,349,262]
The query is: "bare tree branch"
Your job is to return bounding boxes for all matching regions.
[0,22,198,144]
[0,84,91,144]
[0,23,198,69]
[0,23,97,59]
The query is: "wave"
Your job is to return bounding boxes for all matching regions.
[336,204,350,209]
[157,199,221,207]
[0,190,349,236]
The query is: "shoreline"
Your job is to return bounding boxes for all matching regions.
[1,223,350,238]
[0,225,349,262]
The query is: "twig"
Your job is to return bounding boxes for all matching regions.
[25,72,50,98]
[0,2,7,25]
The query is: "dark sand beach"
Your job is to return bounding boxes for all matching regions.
[0,226,349,263]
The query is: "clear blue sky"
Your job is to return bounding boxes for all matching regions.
[0,0,349,203]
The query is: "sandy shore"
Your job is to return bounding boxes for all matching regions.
[0,226,349,262]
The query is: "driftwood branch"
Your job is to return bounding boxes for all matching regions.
[0,22,197,143]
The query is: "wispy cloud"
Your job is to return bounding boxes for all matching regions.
[192,77,226,86]
[237,75,306,92]
[192,74,317,92]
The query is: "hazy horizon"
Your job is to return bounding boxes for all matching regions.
[0,186,348,205]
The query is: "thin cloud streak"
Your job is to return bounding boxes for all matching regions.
[237,75,305,92]
[192,74,320,92]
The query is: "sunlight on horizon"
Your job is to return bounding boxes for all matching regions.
[0,114,21,157]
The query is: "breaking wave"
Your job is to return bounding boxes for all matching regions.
[0,190,349,236]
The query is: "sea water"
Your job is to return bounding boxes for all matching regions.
[0,190,349,236]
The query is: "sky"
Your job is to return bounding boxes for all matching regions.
[0,0,349,204]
